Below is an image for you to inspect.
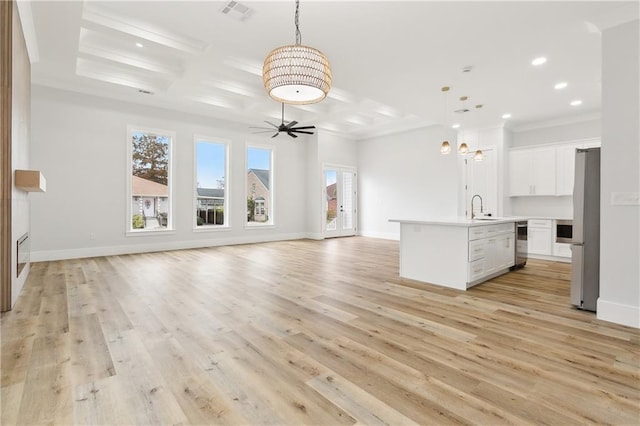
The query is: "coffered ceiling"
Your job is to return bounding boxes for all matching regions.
[27,1,638,138]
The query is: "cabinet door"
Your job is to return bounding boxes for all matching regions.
[555,145,579,196]
[497,234,515,269]
[528,227,552,255]
[530,148,556,195]
[509,150,531,196]
[483,237,498,274]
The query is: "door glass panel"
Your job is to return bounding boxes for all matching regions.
[325,170,337,231]
[342,172,353,230]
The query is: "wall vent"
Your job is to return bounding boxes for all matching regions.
[220,1,253,21]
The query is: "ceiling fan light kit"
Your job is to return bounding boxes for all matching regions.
[263,0,332,105]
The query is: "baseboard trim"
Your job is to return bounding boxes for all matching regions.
[597,298,640,328]
[526,253,571,263]
[31,232,308,262]
[359,230,399,241]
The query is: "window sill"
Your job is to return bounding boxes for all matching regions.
[193,226,232,233]
[245,223,275,230]
[126,229,176,237]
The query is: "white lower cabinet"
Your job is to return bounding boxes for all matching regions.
[528,219,553,255]
[553,242,572,258]
[468,224,515,284]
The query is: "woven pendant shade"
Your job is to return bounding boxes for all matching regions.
[263,44,332,105]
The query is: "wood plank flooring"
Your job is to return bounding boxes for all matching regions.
[2,237,639,425]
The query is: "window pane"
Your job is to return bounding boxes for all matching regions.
[325,170,337,231]
[195,141,226,227]
[247,147,272,225]
[130,130,171,231]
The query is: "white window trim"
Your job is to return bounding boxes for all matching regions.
[193,135,231,232]
[126,125,175,236]
[245,143,275,229]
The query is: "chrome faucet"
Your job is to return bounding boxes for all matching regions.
[471,194,484,219]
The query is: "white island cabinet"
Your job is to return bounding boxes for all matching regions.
[389,218,519,290]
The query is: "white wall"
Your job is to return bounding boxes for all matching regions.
[510,118,601,148]
[508,119,601,219]
[598,19,639,328]
[30,86,310,260]
[357,125,459,240]
[10,5,31,306]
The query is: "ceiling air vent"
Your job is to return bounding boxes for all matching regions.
[220,1,253,21]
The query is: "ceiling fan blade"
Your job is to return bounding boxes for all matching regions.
[287,131,298,138]
[291,125,316,130]
[264,121,279,128]
[290,130,315,135]
[285,120,298,129]
[252,130,277,134]
[271,132,279,138]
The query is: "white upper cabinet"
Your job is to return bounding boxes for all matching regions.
[555,144,581,196]
[509,139,600,197]
[509,147,556,196]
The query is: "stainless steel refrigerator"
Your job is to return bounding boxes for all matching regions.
[571,147,600,311]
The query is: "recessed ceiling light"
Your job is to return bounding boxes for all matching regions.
[570,100,583,106]
[554,82,568,90]
[502,113,512,119]
[135,42,144,48]
[452,124,460,129]
[531,57,547,66]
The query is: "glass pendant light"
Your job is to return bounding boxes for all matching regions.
[473,104,483,161]
[439,86,451,154]
[458,142,469,154]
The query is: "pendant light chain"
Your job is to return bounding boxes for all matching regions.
[295,0,301,45]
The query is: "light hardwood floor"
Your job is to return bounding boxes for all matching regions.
[1,237,639,425]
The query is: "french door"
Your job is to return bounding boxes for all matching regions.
[323,166,357,238]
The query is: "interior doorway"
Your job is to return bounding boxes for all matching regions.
[323,166,357,238]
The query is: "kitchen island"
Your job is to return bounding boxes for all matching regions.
[389,218,522,290]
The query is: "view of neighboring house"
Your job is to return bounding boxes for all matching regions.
[196,187,224,225]
[326,182,337,227]
[131,175,168,229]
[247,169,270,222]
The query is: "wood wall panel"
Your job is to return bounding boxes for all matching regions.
[0,0,13,311]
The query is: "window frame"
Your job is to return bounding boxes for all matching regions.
[193,135,231,232]
[126,125,175,236]
[245,143,275,228]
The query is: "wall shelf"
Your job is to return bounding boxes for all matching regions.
[15,170,46,192]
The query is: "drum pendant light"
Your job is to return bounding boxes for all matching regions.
[263,0,332,105]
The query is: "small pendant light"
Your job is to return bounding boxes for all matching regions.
[439,86,451,154]
[473,104,483,161]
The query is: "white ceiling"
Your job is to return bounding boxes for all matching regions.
[27,0,638,139]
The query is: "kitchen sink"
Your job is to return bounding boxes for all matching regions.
[473,216,501,221]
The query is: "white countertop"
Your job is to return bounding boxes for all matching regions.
[389,216,527,227]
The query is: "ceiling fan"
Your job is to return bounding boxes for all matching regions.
[250,103,316,138]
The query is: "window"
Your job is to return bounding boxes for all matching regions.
[246,146,273,226]
[127,127,174,233]
[194,137,229,229]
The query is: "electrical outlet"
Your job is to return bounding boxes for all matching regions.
[611,192,639,206]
